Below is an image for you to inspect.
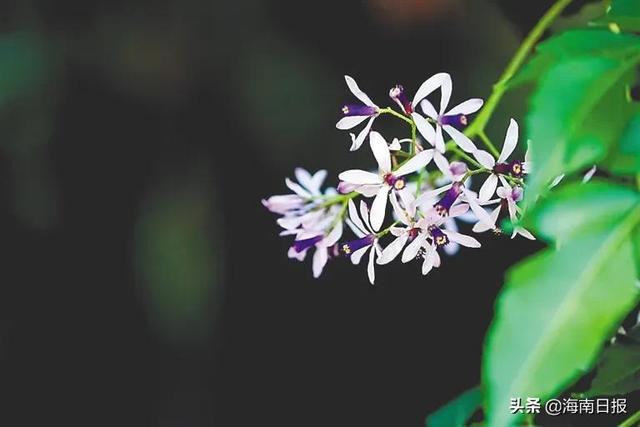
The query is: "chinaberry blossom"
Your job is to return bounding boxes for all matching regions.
[341,200,381,284]
[473,183,535,240]
[338,131,433,231]
[411,73,483,155]
[475,119,528,201]
[336,76,380,151]
[264,73,544,285]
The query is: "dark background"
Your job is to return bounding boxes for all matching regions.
[0,1,602,426]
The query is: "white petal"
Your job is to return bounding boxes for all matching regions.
[367,246,376,284]
[309,170,328,195]
[435,125,445,153]
[415,183,452,207]
[443,125,477,153]
[324,221,343,246]
[473,206,501,233]
[388,138,402,151]
[507,198,518,221]
[412,113,436,145]
[397,188,416,217]
[439,74,452,114]
[443,240,460,256]
[370,185,390,231]
[446,98,483,116]
[294,168,313,190]
[422,245,437,275]
[349,117,376,151]
[515,227,536,240]
[444,230,481,248]
[346,218,366,238]
[478,174,499,202]
[411,72,449,108]
[463,188,495,229]
[344,75,375,106]
[420,99,438,119]
[377,234,409,265]
[473,149,495,169]
[285,177,312,198]
[389,191,410,226]
[498,118,519,163]
[395,150,433,176]
[449,203,470,218]
[288,246,307,261]
[369,131,392,173]
[433,151,451,179]
[583,165,597,183]
[312,248,328,278]
[347,200,368,235]
[351,246,369,265]
[360,200,373,233]
[338,170,382,185]
[401,233,427,263]
[336,115,369,130]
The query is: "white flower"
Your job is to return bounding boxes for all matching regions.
[475,119,527,201]
[411,72,483,155]
[338,131,433,231]
[262,168,328,216]
[377,195,479,273]
[341,200,381,284]
[288,219,344,278]
[336,76,380,151]
[473,183,535,240]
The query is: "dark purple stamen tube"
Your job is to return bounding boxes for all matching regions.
[341,104,377,117]
[389,85,413,114]
[340,235,375,256]
[293,235,324,253]
[435,182,463,216]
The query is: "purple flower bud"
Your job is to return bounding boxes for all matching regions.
[511,186,523,202]
[389,85,413,114]
[439,114,468,128]
[449,161,467,177]
[337,181,358,194]
[341,104,377,117]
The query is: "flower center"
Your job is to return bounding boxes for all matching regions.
[510,161,523,178]
[341,104,378,117]
[383,173,406,190]
[435,182,463,217]
[428,225,449,247]
[493,161,524,178]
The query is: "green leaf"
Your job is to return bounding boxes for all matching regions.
[524,55,638,206]
[601,0,640,32]
[511,29,640,88]
[483,206,640,427]
[525,180,640,243]
[584,325,640,398]
[633,224,640,278]
[603,110,640,175]
[426,387,481,427]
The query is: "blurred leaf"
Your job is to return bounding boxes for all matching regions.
[598,0,640,32]
[483,206,640,426]
[603,109,640,175]
[633,224,640,277]
[0,32,48,107]
[584,325,640,397]
[426,386,481,427]
[524,54,638,206]
[525,180,640,243]
[511,29,640,88]
[551,1,609,33]
[134,168,222,345]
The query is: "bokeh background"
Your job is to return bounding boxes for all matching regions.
[0,1,589,426]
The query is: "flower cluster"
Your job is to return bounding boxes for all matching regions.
[263,74,536,284]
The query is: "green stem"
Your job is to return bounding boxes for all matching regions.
[377,221,399,238]
[450,146,483,169]
[619,408,640,427]
[479,130,500,158]
[465,0,574,137]
[379,107,413,125]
